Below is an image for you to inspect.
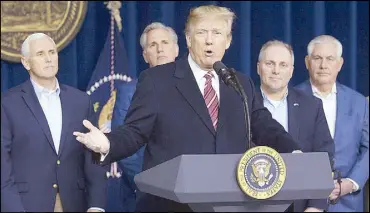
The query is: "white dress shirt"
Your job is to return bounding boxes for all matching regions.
[188,54,220,101]
[31,78,105,212]
[312,83,337,139]
[31,78,62,154]
[310,82,359,192]
[260,88,289,132]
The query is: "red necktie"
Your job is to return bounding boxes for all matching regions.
[203,72,219,130]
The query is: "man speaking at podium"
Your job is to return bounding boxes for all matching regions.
[74,5,302,212]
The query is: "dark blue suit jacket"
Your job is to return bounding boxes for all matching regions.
[1,80,107,212]
[104,58,301,211]
[283,88,334,212]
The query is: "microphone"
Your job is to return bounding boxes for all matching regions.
[213,61,238,90]
[213,61,252,150]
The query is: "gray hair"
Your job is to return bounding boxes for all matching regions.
[307,35,343,57]
[258,40,295,65]
[21,33,56,58]
[139,22,178,49]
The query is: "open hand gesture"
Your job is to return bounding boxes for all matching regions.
[73,120,110,154]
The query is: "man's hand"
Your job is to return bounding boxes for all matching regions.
[329,179,354,200]
[329,180,340,201]
[73,120,110,154]
[304,207,323,212]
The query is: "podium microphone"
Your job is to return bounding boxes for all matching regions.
[213,61,251,150]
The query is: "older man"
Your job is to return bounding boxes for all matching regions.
[256,40,335,212]
[1,33,107,212]
[74,5,301,212]
[106,22,179,212]
[296,35,369,212]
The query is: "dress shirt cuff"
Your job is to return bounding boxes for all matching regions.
[100,149,110,162]
[346,178,360,192]
[88,207,105,212]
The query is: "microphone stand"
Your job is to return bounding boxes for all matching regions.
[227,68,252,150]
[329,170,342,205]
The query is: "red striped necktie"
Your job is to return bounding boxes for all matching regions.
[203,72,219,130]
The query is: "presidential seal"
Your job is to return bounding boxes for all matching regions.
[237,146,286,199]
[1,1,87,62]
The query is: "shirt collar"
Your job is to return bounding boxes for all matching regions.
[260,87,288,108]
[311,81,337,97]
[30,77,60,97]
[187,54,218,81]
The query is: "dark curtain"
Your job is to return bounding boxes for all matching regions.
[1,1,368,96]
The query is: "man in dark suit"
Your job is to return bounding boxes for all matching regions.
[1,33,107,212]
[256,40,335,212]
[73,5,302,212]
[106,22,180,212]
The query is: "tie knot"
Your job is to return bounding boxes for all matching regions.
[204,72,214,80]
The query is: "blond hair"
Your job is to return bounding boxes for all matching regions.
[185,5,235,38]
[258,40,295,65]
[307,35,343,57]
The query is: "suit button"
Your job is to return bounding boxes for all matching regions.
[57,160,60,165]
[53,184,58,189]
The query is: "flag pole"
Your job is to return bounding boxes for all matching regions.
[109,11,115,96]
[106,1,122,96]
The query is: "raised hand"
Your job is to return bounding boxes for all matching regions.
[73,120,110,154]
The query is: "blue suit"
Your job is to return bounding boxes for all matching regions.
[296,81,369,212]
[105,80,144,212]
[1,80,107,212]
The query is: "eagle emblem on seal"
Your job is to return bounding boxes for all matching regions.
[251,159,273,187]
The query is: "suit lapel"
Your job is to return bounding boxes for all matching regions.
[174,59,216,135]
[21,80,56,153]
[287,90,300,141]
[300,81,348,142]
[58,85,71,157]
[333,84,349,142]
